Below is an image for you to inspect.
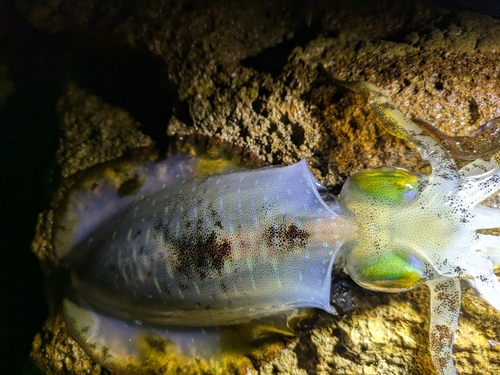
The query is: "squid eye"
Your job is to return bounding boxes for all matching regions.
[348,167,420,204]
[356,251,425,290]
[345,248,428,292]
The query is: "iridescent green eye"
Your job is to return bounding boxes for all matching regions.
[349,167,419,204]
[359,252,424,289]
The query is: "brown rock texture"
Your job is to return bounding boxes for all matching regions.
[20,0,500,374]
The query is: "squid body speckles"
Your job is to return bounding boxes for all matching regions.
[55,75,500,375]
[56,139,355,373]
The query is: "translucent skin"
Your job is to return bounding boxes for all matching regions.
[331,77,500,375]
[66,159,351,326]
[56,141,355,372]
[55,77,500,374]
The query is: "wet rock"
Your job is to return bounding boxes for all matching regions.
[23,1,500,374]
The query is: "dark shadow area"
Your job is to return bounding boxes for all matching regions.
[0,7,60,373]
[0,3,175,372]
[68,39,176,149]
[454,0,500,18]
[295,331,320,374]
[242,23,321,76]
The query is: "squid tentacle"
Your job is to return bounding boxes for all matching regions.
[324,66,500,375]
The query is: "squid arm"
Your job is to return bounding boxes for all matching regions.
[322,65,500,375]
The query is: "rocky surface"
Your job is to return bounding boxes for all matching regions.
[17,0,500,373]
